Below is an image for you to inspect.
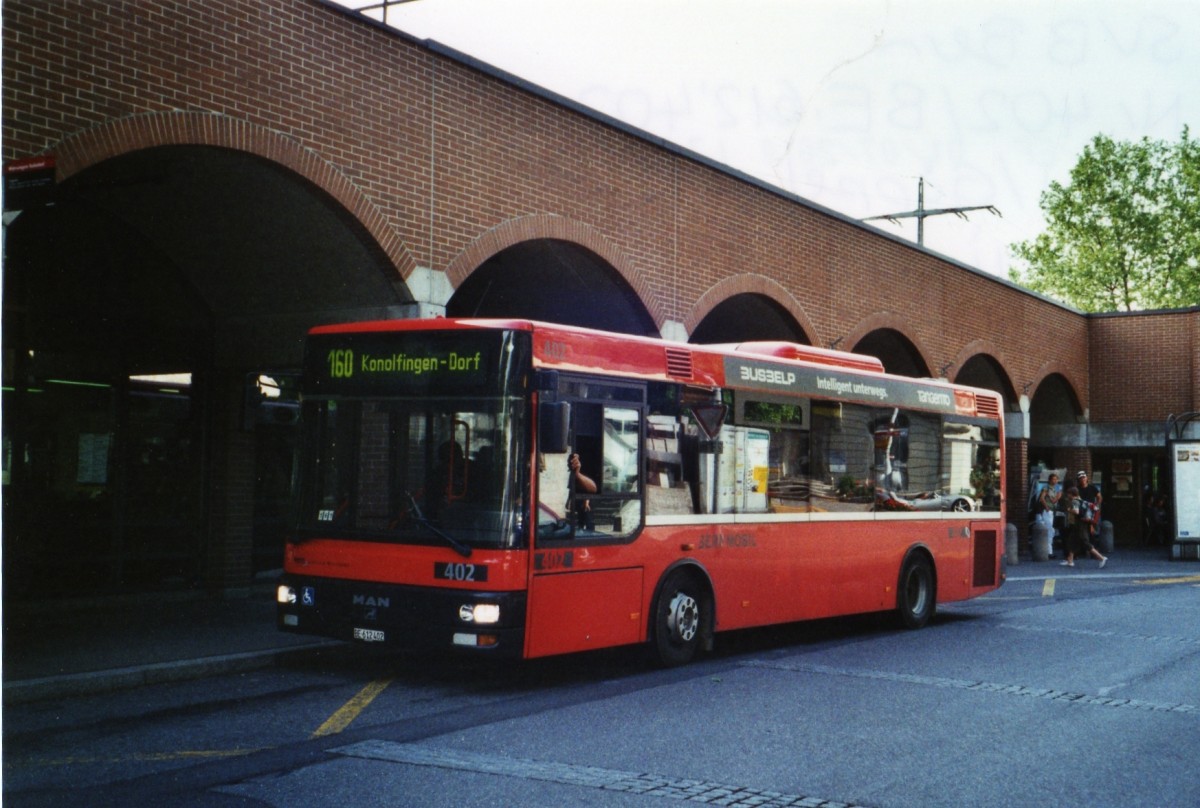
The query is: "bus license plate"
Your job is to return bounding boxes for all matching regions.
[352,627,385,643]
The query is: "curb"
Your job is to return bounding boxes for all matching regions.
[2,641,338,706]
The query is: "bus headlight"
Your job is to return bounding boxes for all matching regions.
[277,585,296,605]
[458,603,500,624]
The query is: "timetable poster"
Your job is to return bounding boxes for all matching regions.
[1171,441,1200,542]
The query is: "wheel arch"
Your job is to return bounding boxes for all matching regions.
[899,543,938,586]
[650,560,716,650]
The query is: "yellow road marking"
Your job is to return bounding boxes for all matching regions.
[311,678,393,739]
[1042,579,1055,597]
[1133,575,1200,586]
[10,678,398,769]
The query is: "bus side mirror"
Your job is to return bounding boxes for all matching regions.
[539,401,571,454]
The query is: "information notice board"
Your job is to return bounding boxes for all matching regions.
[1169,440,1200,543]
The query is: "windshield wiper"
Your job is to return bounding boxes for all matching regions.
[404,491,473,558]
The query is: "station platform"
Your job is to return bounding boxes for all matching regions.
[2,575,334,705]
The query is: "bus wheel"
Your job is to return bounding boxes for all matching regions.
[897,554,936,629]
[653,571,705,667]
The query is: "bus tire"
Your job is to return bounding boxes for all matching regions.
[897,552,936,629]
[652,570,707,667]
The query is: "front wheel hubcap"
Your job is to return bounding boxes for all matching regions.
[667,591,699,643]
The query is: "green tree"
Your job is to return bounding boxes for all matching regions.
[1009,128,1199,312]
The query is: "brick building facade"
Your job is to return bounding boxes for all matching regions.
[3,0,1196,594]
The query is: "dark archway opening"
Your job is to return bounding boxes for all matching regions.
[1027,374,1084,470]
[447,239,657,336]
[3,145,405,595]
[853,329,929,378]
[1029,374,1081,434]
[690,294,808,344]
[956,354,1018,410]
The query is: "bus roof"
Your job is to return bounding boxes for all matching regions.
[308,317,1004,419]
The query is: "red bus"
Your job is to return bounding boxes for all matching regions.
[277,318,1005,665]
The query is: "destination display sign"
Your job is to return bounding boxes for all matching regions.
[724,356,973,416]
[305,330,527,397]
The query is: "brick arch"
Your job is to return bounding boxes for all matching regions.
[947,338,1020,408]
[947,338,1015,384]
[686,274,819,343]
[50,110,417,279]
[1029,360,1087,415]
[444,214,663,327]
[842,312,934,373]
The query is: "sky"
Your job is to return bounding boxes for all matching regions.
[335,0,1200,279]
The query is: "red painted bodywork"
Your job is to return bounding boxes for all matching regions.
[286,318,1006,659]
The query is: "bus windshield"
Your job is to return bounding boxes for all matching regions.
[298,397,526,549]
[295,329,531,550]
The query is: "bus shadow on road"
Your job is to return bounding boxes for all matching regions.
[713,608,985,660]
[278,639,653,691]
[278,609,986,693]
[716,611,901,657]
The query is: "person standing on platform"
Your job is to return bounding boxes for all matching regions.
[1060,484,1107,568]
[1038,473,1062,557]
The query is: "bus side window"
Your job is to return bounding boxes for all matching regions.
[592,406,642,534]
[646,415,694,515]
[809,402,874,513]
[540,402,644,539]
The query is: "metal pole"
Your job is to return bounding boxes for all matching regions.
[917,177,925,245]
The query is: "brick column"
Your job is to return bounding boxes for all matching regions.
[1060,448,1093,480]
[1006,437,1029,542]
[202,370,256,595]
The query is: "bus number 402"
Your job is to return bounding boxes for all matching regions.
[328,349,354,379]
[436,562,486,582]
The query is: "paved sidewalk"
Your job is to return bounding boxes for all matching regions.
[2,548,1189,705]
[2,576,336,705]
[1005,545,1182,577]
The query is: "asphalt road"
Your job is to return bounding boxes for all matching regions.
[5,567,1199,807]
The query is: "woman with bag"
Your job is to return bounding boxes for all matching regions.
[1060,485,1108,568]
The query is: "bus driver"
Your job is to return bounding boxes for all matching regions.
[568,451,597,531]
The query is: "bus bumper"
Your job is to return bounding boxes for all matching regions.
[276,575,527,657]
